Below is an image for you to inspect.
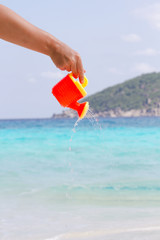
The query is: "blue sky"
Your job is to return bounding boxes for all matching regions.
[1,0,160,118]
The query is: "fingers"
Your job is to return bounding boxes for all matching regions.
[59,66,66,71]
[71,61,78,79]
[66,64,71,72]
[55,48,85,83]
[77,57,84,84]
[70,54,84,83]
[50,39,85,82]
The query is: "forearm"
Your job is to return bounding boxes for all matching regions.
[0,4,85,82]
[0,4,56,56]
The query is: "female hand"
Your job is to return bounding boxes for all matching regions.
[49,39,85,83]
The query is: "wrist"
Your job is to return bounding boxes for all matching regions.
[46,33,60,57]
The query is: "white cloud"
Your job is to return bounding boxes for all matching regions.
[133,63,156,74]
[41,71,65,80]
[134,48,159,56]
[121,34,141,42]
[134,3,160,30]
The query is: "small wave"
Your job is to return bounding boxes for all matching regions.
[45,226,160,240]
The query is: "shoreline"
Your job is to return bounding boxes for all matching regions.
[51,107,160,119]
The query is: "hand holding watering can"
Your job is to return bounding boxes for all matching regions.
[52,73,89,119]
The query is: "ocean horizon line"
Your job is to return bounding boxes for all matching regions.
[1,115,160,121]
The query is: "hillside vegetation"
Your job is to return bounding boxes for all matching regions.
[86,72,160,113]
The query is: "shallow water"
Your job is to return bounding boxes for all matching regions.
[1,117,160,239]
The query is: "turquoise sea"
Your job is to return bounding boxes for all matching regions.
[1,117,160,240]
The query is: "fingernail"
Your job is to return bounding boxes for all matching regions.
[81,80,84,84]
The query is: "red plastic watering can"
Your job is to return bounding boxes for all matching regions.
[52,73,89,119]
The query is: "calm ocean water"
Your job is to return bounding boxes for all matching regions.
[1,117,160,240]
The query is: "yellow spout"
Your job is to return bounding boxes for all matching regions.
[79,102,89,119]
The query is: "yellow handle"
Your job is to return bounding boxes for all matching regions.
[81,76,88,88]
[69,73,88,88]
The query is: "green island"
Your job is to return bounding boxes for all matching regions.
[52,72,160,118]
